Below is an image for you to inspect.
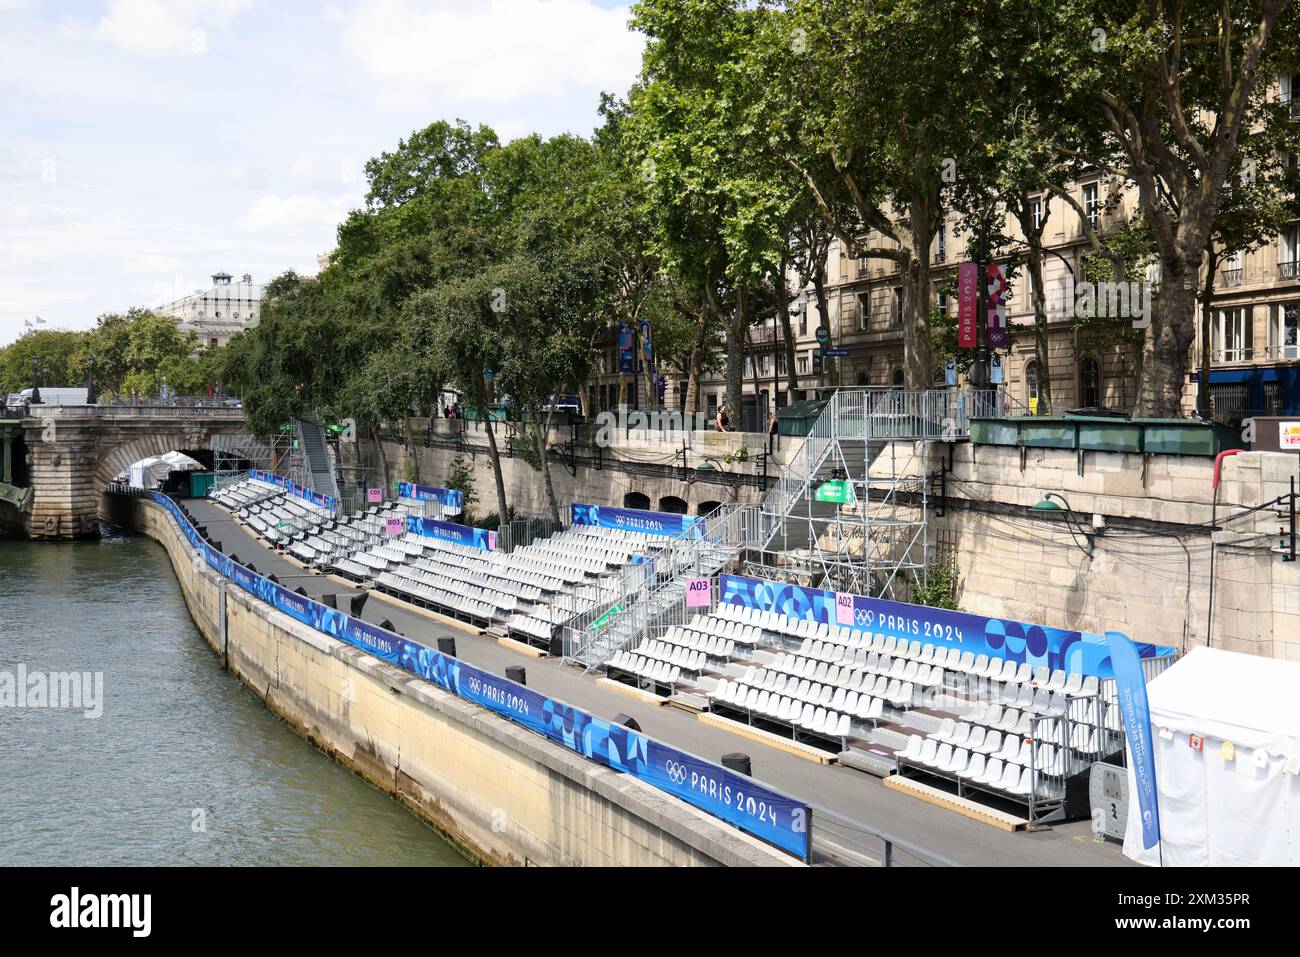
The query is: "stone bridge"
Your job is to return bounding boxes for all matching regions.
[0,404,256,539]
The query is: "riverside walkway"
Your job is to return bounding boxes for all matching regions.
[182,495,1129,867]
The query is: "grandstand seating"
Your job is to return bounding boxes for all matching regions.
[209,479,678,639]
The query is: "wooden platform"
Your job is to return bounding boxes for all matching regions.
[882,774,1029,831]
[496,634,549,658]
[365,587,485,637]
[595,677,667,706]
[697,712,837,765]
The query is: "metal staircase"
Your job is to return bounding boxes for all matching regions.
[564,388,1010,667]
[755,387,1000,598]
[294,416,339,503]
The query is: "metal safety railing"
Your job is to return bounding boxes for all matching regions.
[561,504,765,667]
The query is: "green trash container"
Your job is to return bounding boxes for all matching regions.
[776,398,829,437]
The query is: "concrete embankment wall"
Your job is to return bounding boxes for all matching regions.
[867,443,1300,661]
[129,497,794,867]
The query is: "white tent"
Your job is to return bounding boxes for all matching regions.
[1124,646,1300,866]
[126,452,203,490]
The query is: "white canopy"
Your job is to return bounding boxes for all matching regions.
[126,452,203,489]
[1124,646,1300,866]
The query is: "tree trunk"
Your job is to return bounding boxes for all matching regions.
[1135,255,1199,417]
[903,196,935,390]
[684,307,708,416]
[535,410,560,525]
[481,411,510,524]
[774,266,800,403]
[745,325,763,432]
[810,267,831,387]
[1014,198,1053,415]
[726,285,749,428]
[778,297,799,402]
[1198,244,1217,419]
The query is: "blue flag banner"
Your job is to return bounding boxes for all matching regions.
[1108,630,1161,851]
[397,482,464,514]
[570,503,703,539]
[718,573,1174,678]
[151,491,808,859]
[247,469,338,511]
[405,515,494,550]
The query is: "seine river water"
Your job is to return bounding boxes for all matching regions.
[0,532,469,866]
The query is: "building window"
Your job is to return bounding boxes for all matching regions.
[936,292,949,313]
[1272,303,1299,359]
[893,287,904,325]
[935,224,946,263]
[856,370,869,386]
[857,292,870,330]
[1280,225,1300,280]
[1213,307,1253,362]
[891,368,904,388]
[1083,182,1100,229]
[1282,74,1299,114]
[1079,357,1101,408]
[1222,251,1243,287]
[798,353,809,375]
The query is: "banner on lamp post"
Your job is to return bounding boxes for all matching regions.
[958,263,978,348]
[987,262,1008,350]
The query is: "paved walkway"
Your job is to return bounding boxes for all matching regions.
[183,498,1131,868]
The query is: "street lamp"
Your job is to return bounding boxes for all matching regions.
[30,357,42,405]
[85,356,97,405]
[1031,492,1094,556]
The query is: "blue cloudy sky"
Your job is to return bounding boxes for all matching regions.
[0,0,645,345]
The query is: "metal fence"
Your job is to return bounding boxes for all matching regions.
[560,504,764,666]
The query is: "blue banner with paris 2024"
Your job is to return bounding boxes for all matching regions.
[1108,630,1161,850]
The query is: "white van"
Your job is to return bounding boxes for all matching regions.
[20,387,89,406]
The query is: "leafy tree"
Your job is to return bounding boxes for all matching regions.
[0,329,86,394]
[1038,0,1296,415]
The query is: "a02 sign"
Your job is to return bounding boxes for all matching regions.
[685,578,712,607]
[835,592,855,626]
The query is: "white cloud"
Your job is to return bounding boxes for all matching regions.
[90,0,253,57]
[238,194,357,234]
[332,0,642,106]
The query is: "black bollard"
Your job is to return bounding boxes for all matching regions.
[349,592,368,617]
[437,637,456,658]
[321,593,337,609]
[294,586,308,597]
[505,665,526,686]
[721,752,752,776]
[210,540,221,553]
[612,713,641,732]
[267,573,279,584]
[380,618,395,631]
[246,563,257,574]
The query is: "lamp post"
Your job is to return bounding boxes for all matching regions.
[30,357,42,405]
[85,356,97,405]
[1030,492,1095,556]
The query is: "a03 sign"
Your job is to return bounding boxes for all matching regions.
[685,578,712,607]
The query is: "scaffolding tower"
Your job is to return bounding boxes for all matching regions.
[750,388,973,601]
